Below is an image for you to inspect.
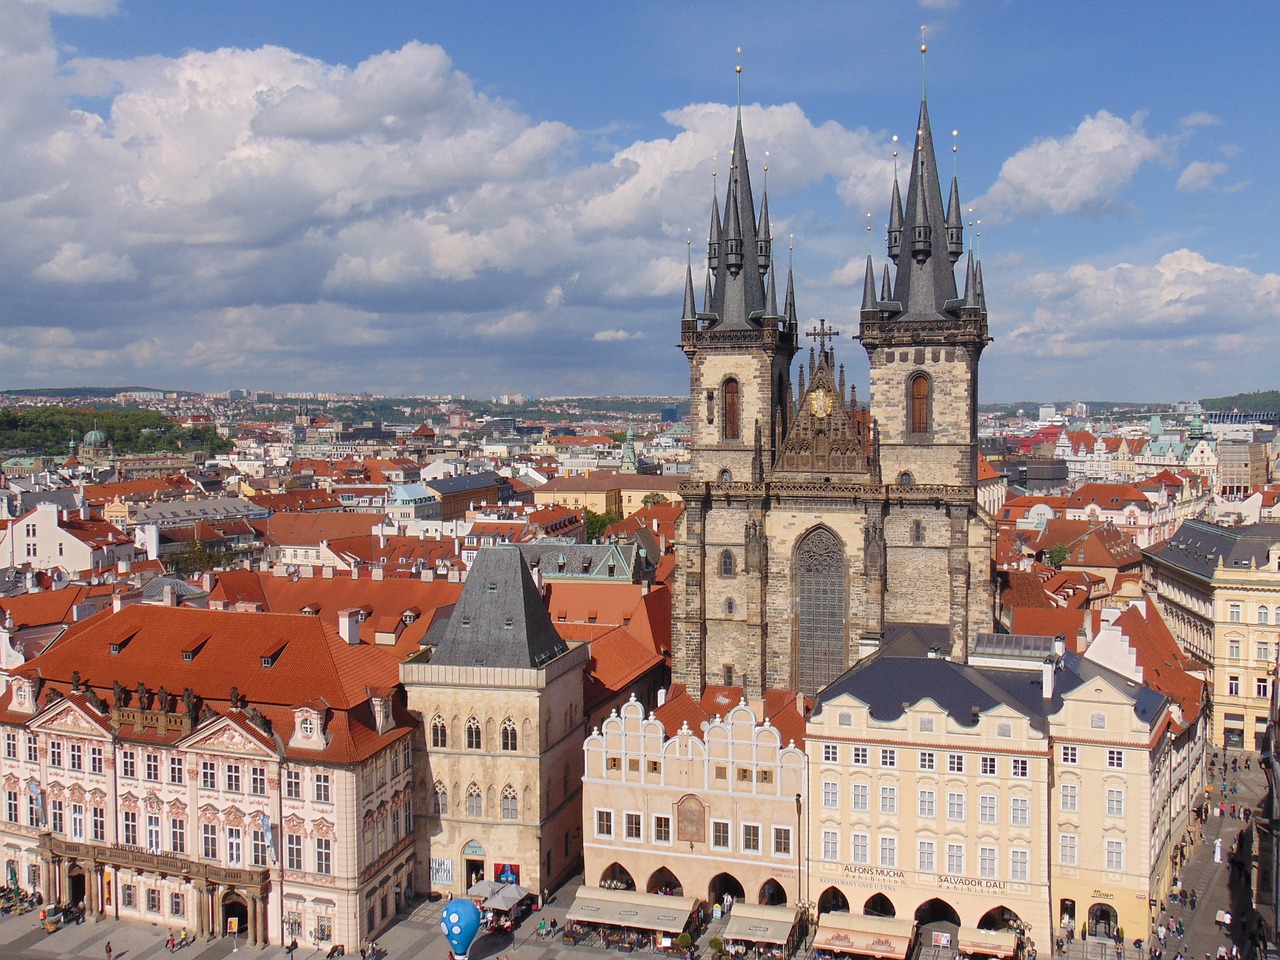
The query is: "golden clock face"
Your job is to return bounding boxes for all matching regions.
[809,388,833,418]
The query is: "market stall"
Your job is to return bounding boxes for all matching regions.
[811,913,915,960]
[722,902,802,958]
[564,885,699,950]
[956,928,1018,959]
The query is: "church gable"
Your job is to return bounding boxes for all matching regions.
[774,338,873,478]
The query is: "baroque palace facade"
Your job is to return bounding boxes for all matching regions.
[579,62,1208,956]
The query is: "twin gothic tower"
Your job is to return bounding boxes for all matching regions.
[673,92,994,697]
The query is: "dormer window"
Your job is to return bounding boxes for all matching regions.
[261,656,273,669]
[182,651,195,663]
[300,716,314,737]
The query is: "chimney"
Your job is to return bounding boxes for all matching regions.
[656,687,667,706]
[201,571,215,592]
[351,563,360,580]
[163,583,177,607]
[117,559,131,575]
[338,608,361,645]
[1042,658,1056,699]
[1053,634,1065,658]
[321,565,334,579]
[371,565,384,582]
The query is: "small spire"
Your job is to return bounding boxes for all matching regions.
[683,244,697,321]
[838,364,847,406]
[880,264,892,302]
[975,258,986,309]
[860,255,878,311]
[784,237,798,326]
[703,265,714,314]
[757,171,772,278]
[766,261,779,317]
[724,174,745,275]
[962,251,979,308]
[946,172,964,264]
[707,170,722,270]
[887,171,904,262]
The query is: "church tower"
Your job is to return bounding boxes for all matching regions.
[857,83,993,659]
[674,107,798,695]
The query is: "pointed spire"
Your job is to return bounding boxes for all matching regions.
[766,262,779,317]
[703,266,714,314]
[887,176,904,261]
[683,256,697,320]
[880,264,892,302]
[860,255,878,311]
[784,263,797,327]
[946,175,964,263]
[962,251,979,308]
[975,258,986,310]
[757,189,772,278]
[707,177,722,271]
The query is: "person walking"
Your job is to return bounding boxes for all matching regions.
[105,943,113,960]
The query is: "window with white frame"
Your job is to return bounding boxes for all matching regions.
[168,757,183,783]
[171,818,185,854]
[947,792,965,821]
[315,773,331,803]
[1011,797,1030,826]
[51,799,63,834]
[70,743,83,771]
[50,740,63,767]
[1261,608,1271,626]
[251,767,266,795]
[201,761,216,789]
[823,744,839,763]
[1060,745,1078,764]
[851,832,869,864]
[1010,849,1029,882]
[252,829,269,866]
[852,746,869,765]
[712,820,730,849]
[1061,783,1079,812]
[1258,641,1271,661]
[1229,676,1241,696]
[979,794,997,823]
[879,785,897,814]
[122,810,138,846]
[1105,839,1124,871]
[26,734,37,763]
[879,836,897,867]
[918,840,936,872]
[979,846,997,879]
[980,756,997,776]
[1106,788,1125,817]
[880,749,897,768]
[773,827,791,856]
[919,751,935,771]
[146,814,161,852]
[1230,639,1243,658]
[226,764,241,792]
[465,785,482,818]
[5,731,19,760]
[286,834,303,870]
[822,781,839,809]
[285,770,301,799]
[918,789,935,818]
[227,827,242,866]
[948,754,965,773]
[624,812,641,840]
[91,807,104,842]
[1258,677,1271,698]
[822,830,839,861]
[1107,749,1124,769]
[851,782,869,811]
[654,816,672,843]
[74,802,88,839]
[947,843,964,874]
[501,786,519,820]
[742,824,760,852]
[1229,603,1242,623]
[1011,758,1029,778]
[202,823,217,860]
[316,837,332,875]
[144,753,158,781]
[1060,834,1078,866]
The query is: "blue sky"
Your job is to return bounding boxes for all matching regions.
[2,0,1278,403]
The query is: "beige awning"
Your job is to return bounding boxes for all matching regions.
[812,913,915,959]
[566,885,697,934]
[724,903,802,946]
[957,927,1018,958]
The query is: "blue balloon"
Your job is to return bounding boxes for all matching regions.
[441,898,482,960]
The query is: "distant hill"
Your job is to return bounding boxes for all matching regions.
[0,386,172,399]
[1200,391,1280,414]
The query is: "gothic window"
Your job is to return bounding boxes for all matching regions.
[500,719,518,752]
[911,520,924,545]
[724,598,735,616]
[909,373,931,435]
[501,785,519,820]
[465,717,482,751]
[795,528,847,696]
[432,781,448,815]
[720,550,736,577]
[722,379,741,441]
[430,716,447,749]
[720,469,732,483]
[465,783,482,818]
[899,471,914,486]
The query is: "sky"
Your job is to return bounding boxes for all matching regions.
[2,0,1279,403]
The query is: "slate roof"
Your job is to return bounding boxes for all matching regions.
[427,545,568,670]
[1145,519,1280,581]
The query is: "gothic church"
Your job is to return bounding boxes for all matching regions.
[673,86,994,697]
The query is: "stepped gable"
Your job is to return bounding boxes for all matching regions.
[430,545,568,670]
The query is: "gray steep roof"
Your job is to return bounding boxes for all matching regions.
[518,540,644,581]
[1145,519,1280,581]
[429,545,568,670]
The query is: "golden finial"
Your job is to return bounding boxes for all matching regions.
[920,25,928,98]
[892,134,899,180]
[866,212,873,255]
[735,46,743,109]
[952,129,958,176]
[920,24,928,54]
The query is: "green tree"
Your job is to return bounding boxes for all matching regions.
[168,541,220,577]
[641,492,670,507]
[583,508,622,541]
[1046,543,1069,568]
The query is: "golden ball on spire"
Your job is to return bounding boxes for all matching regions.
[736,65,742,74]
[920,43,928,54]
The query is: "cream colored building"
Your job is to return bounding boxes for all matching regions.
[805,629,1205,945]
[401,545,589,898]
[1145,519,1280,749]
[581,689,807,907]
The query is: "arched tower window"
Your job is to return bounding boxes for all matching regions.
[722,379,741,441]
[465,783,482,817]
[465,717,482,750]
[432,781,448,815]
[430,715,447,748]
[795,528,847,696]
[911,520,924,545]
[720,550,736,577]
[909,373,931,435]
[501,785,519,820]
[724,598,735,616]
[500,719,518,752]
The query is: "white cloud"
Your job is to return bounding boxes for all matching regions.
[977,111,1164,220]
[1177,160,1228,192]
[593,329,646,342]
[32,242,137,284]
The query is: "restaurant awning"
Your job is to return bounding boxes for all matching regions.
[724,903,802,946]
[957,927,1018,958]
[565,885,698,934]
[812,913,915,959]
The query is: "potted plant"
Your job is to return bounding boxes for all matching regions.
[710,937,725,958]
